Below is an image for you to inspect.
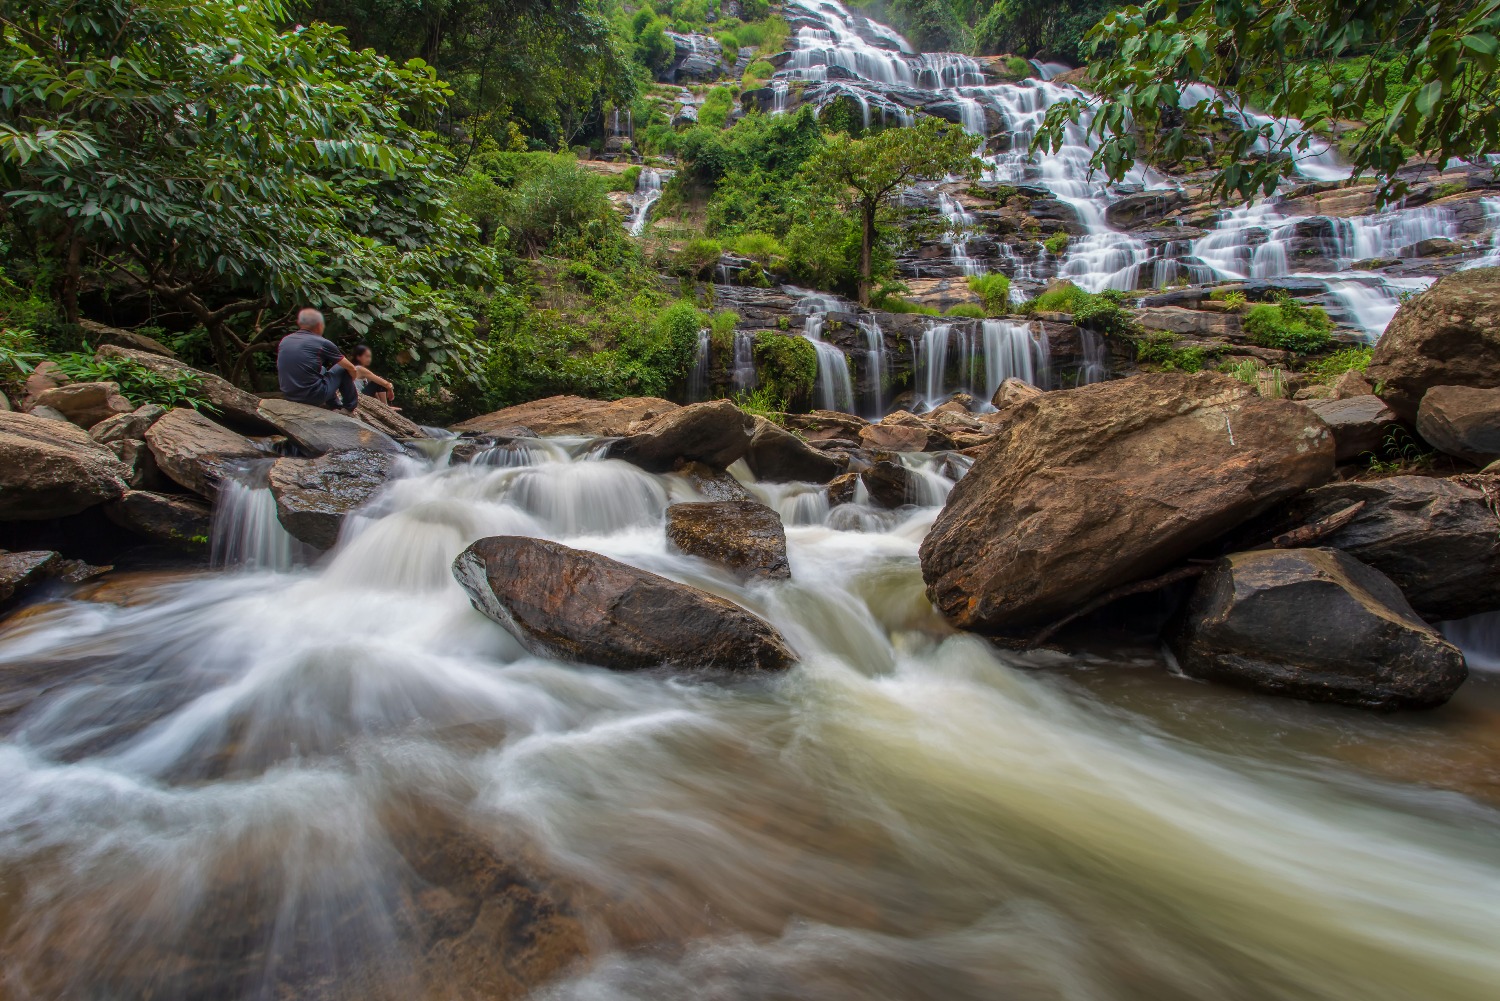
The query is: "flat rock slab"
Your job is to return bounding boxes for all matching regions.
[269,449,393,550]
[454,395,678,437]
[0,410,129,520]
[452,536,796,672]
[89,404,166,445]
[1170,548,1467,711]
[145,408,266,499]
[257,397,404,456]
[31,381,134,429]
[666,501,790,581]
[920,372,1335,633]
[1416,385,1500,465]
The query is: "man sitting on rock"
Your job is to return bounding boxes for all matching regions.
[277,308,359,414]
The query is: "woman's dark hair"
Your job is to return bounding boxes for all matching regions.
[351,344,372,362]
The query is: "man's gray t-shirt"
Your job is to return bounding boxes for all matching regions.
[277,330,344,403]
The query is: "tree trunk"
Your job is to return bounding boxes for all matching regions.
[859,199,876,306]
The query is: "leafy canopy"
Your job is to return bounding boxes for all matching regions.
[1035,0,1500,204]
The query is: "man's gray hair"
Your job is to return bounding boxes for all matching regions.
[297,307,325,331]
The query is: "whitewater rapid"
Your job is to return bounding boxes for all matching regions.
[1,444,1498,999]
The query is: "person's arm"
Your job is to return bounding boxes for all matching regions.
[335,354,359,376]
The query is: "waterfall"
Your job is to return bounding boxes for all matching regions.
[980,319,1049,399]
[731,330,757,395]
[796,294,855,413]
[687,328,712,402]
[917,319,1050,408]
[916,323,953,409]
[1079,327,1108,384]
[626,167,670,237]
[860,318,888,418]
[1464,197,1500,269]
[937,192,982,276]
[210,462,300,572]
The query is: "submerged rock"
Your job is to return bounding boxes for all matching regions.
[1283,476,1500,621]
[145,407,266,499]
[104,490,212,547]
[0,411,129,519]
[1416,385,1500,465]
[606,400,754,472]
[1169,548,1467,711]
[0,550,61,605]
[673,460,753,502]
[268,449,392,550]
[666,500,790,581]
[257,397,404,456]
[453,536,796,672]
[745,419,847,483]
[1365,267,1500,419]
[454,395,678,437]
[920,372,1335,633]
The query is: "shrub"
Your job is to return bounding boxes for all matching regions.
[967,272,1012,315]
[1135,332,1205,372]
[710,310,740,339]
[604,165,643,193]
[53,350,214,410]
[1208,287,1248,310]
[944,303,987,319]
[1043,231,1070,255]
[743,59,776,85]
[0,326,44,382]
[1025,282,1133,335]
[1006,56,1033,78]
[677,237,724,275]
[734,385,787,423]
[1304,345,1373,383]
[1244,294,1334,353]
[753,331,818,405]
[698,87,736,129]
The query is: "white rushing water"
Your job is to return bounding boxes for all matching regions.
[2,443,1499,999]
[626,167,670,237]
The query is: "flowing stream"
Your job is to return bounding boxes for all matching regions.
[2,444,1499,999]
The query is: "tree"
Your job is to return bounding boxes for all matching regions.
[973,0,1121,62]
[801,118,983,304]
[1036,0,1500,204]
[0,0,497,387]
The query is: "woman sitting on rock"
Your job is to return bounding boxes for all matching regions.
[350,345,398,409]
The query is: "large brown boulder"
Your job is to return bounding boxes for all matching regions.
[257,397,404,456]
[78,318,176,357]
[453,536,796,671]
[31,381,134,429]
[666,500,790,581]
[1365,267,1500,419]
[454,395,678,437]
[781,410,867,446]
[605,400,754,472]
[104,490,212,547]
[0,411,129,519]
[1416,385,1500,465]
[1303,394,1400,462]
[95,345,274,432]
[859,411,954,452]
[144,408,266,499]
[1169,548,1467,710]
[744,419,847,483]
[355,395,426,438]
[89,404,166,445]
[268,449,392,549]
[1281,476,1500,620]
[860,460,922,508]
[990,377,1043,410]
[920,372,1336,633]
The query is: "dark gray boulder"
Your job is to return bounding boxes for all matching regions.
[268,449,392,549]
[256,397,404,456]
[144,407,266,499]
[452,536,795,672]
[744,419,847,483]
[1170,548,1467,710]
[1303,395,1400,462]
[104,490,212,547]
[1416,385,1500,465]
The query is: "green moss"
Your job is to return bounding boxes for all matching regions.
[1005,55,1032,78]
[753,331,817,405]
[1043,231,1070,255]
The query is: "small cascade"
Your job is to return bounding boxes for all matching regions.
[859,318,888,418]
[1030,60,1070,81]
[980,319,1049,399]
[210,462,301,572]
[916,323,954,409]
[625,167,669,237]
[1464,197,1500,269]
[796,294,856,413]
[1441,611,1500,671]
[1078,327,1109,384]
[917,319,1050,409]
[686,328,712,402]
[731,330,758,395]
[937,192,983,276]
[770,80,790,114]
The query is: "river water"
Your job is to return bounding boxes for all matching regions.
[1,445,1498,999]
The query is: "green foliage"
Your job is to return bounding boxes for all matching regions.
[743,60,777,86]
[1244,295,1334,354]
[731,232,787,264]
[468,152,622,254]
[1038,0,1500,204]
[1363,425,1437,475]
[1,0,497,388]
[678,109,827,239]
[53,351,214,411]
[1221,359,1288,398]
[734,385,788,423]
[1022,282,1133,334]
[753,331,818,406]
[1043,231,1071,255]
[677,238,725,275]
[1134,332,1204,372]
[975,0,1121,62]
[0,327,44,384]
[967,272,1013,315]
[944,303,988,319]
[709,310,740,339]
[699,87,737,130]
[1208,288,1248,310]
[1305,345,1374,384]
[604,165,644,193]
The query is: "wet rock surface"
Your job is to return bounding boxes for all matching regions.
[453,536,796,672]
[861,460,921,509]
[1169,548,1467,711]
[745,419,847,483]
[920,373,1336,633]
[1366,267,1500,419]
[145,407,267,499]
[1416,385,1500,465]
[606,399,754,472]
[455,395,678,437]
[0,411,129,519]
[268,449,393,550]
[104,490,212,547]
[666,500,790,581]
